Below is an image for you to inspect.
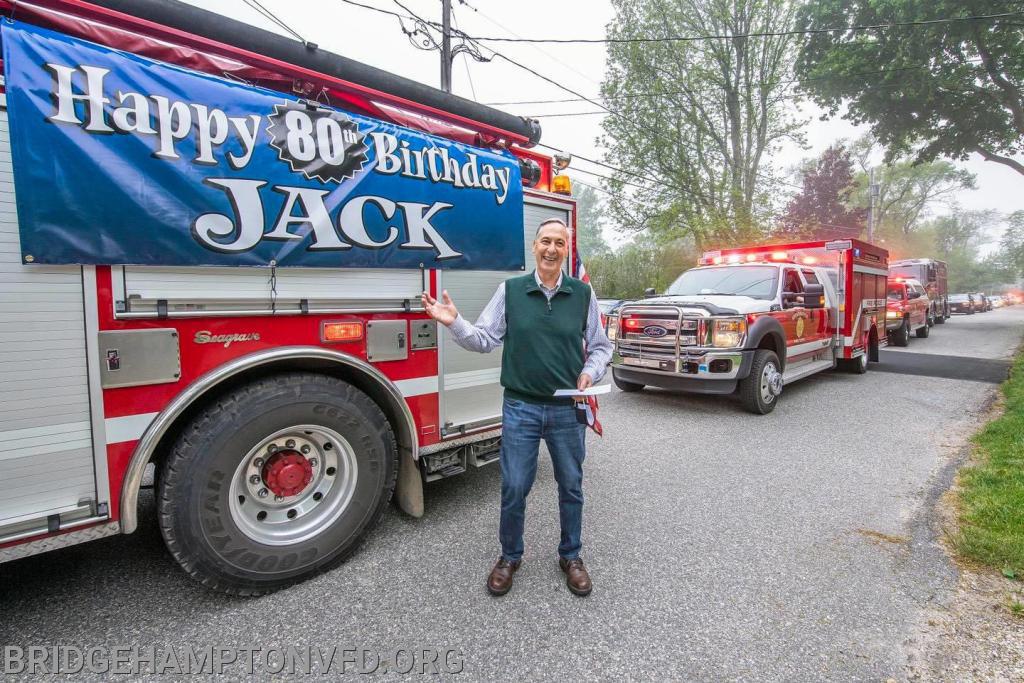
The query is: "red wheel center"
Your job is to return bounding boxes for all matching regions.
[262,450,313,498]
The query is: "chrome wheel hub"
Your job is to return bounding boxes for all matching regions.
[229,425,358,546]
[761,362,782,403]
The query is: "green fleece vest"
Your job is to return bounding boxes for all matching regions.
[501,272,591,405]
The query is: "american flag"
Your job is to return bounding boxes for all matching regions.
[574,250,590,284]
[575,249,602,436]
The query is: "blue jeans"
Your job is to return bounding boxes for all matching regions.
[499,396,586,563]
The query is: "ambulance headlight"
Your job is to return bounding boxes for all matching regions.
[711,318,746,347]
[885,310,900,319]
[606,316,618,341]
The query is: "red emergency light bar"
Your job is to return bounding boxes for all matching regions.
[698,251,815,266]
[698,239,875,268]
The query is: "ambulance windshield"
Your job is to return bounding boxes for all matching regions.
[666,266,779,300]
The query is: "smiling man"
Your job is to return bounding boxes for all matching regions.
[421,218,612,597]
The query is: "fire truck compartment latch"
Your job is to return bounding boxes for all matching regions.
[366,320,410,362]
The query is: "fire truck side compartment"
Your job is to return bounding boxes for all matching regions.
[0,98,109,542]
[97,329,181,389]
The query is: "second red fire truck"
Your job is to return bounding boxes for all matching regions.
[608,239,889,414]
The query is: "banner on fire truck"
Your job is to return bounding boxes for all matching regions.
[4,21,525,270]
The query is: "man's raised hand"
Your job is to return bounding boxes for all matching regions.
[421,289,459,326]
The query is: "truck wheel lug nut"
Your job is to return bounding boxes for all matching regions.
[309,458,318,468]
[274,495,284,502]
[257,488,269,498]
[249,474,261,485]
[253,458,264,469]
[286,439,296,448]
[301,445,311,454]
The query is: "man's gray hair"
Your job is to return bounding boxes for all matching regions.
[535,217,572,237]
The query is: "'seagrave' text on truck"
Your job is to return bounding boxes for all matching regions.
[608,240,889,414]
[0,0,579,595]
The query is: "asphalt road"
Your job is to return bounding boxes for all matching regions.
[3,306,1023,681]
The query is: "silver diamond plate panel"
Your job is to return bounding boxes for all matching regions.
[0,521,120,563]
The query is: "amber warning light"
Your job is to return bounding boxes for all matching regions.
[321,321,363,343]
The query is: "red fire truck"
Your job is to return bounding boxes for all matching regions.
[889,258,949,325]
[608,239,889,414]
[0,0,577,595]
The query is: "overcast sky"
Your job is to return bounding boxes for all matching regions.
[183,0,1022,252]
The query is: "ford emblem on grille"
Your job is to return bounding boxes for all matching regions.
[643,325,668,337]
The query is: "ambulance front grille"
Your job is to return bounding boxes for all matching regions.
[616,311,702,358]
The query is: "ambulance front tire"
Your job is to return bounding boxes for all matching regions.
[157,372,398,596]
[738,349,780,415]
[613,372,645,392]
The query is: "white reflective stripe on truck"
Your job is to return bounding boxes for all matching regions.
[105,413,160,445]
[853,265,889,277]
[102,375,441,445]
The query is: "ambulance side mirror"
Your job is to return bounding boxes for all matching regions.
[802,283,825,309]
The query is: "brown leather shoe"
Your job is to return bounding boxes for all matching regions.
[559,557,592,596]
[487,557,520,596]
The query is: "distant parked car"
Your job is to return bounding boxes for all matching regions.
[991,295,1006,308]
[949,293,976,314]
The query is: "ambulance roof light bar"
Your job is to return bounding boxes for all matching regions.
[698,250,793,266]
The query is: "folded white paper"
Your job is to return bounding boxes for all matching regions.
[553,385,612,397]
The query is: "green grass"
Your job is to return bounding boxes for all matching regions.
[953,351,1024,578]
[1006,594,1024,619]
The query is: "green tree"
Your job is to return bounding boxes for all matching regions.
[572,184,610,259]
[796,1,1024,176]
[1000,210,1024,277]
[587,236,697,299]
[599,0,803,247]
[850,137,976,236]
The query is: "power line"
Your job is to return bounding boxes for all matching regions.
[337,0,424,23]
[486,58,986,107]
[537,143,685,195]
[529,110,607,118]
[450,5,478,101]
[486,46,804,191]
[455,0,601,87]
[460,11,1024,44]
[242,0,306,43]
[389,1,802,195]
[524,68,985,116]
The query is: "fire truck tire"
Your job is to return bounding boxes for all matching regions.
[890,319,911,347]
[157,372,398,596]
[738,349,781,415]
[841,351,869,374]
[613,372,645,392]
[916,322,930,338]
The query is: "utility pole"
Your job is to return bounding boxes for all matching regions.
[440,0,452,92]
[867,167,879,242]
